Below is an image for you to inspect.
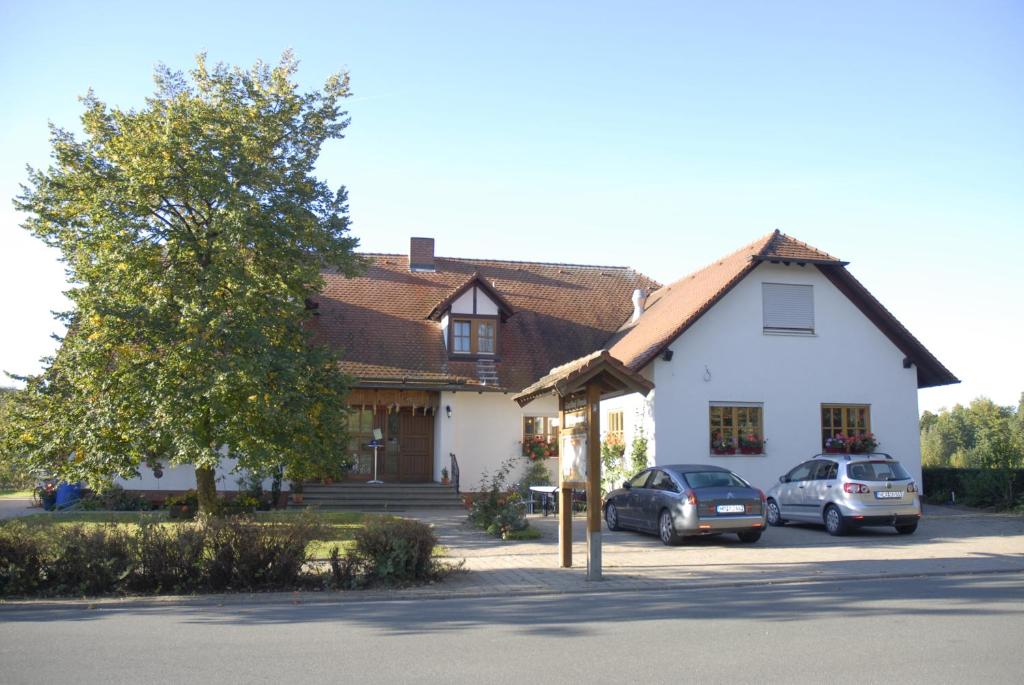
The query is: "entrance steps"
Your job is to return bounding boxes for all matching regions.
[291,482,463,512]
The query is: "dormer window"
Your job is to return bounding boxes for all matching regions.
[451,318,495,355]
[429,272,514,360]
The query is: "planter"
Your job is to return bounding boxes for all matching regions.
[441,477,450,486]
[824,447,847,454]
[167,504,197,520]
[291,493,305,504]
[711,448,736,456]
[739,447,763,455]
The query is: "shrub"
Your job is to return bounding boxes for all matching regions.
[0,522,46,596]
[47,525,134,596]
[218,494,260,517]
[165,491,199,520]
[100,485,153,511]
[127,521,207,594]
[922,467,1024,508]
[341,517,440,586]
[468,457,531,538]
[203,514,321,591]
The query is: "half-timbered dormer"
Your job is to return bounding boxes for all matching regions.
[429,273,514,360]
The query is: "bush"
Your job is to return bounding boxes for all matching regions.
[0,522,46,596]
[330,517,441,587]
[100,485,153,511]
[203,514,321,591]
[468,457,531,539]
[127,521,207,594]
[0,514,325,597]
[922,467,1024,508]
[165,490,199,520]
[217,494,260,517]
[47,525,134,596]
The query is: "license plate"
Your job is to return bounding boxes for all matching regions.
[875,491,904,499]
[716,504,745,513]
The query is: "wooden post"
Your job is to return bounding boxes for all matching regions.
[558,398,571,568]
[559,486,572,568]
[586,383,602,580]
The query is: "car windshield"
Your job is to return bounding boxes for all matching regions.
[683,471,749,489]
[846,461,911,482]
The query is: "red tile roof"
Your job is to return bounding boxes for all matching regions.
[608,230,957,388]
[312,254,659,391]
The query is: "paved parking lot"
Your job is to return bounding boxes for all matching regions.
[430,504,1024,596]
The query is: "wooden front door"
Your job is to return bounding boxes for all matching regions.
[377,409,434,482]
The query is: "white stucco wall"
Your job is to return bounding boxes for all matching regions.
[638,262,922,492]
[114,455,287,493]
[435,390,559,489]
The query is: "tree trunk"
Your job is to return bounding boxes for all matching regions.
[195,465,218,515]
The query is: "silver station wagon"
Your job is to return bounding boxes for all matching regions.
[765,454,922,535]
[603,464,767,545]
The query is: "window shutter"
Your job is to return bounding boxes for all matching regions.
[762,283,814,332]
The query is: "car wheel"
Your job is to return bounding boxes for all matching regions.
[766,499,785,527]
[896,522,918,535]
[658,509,682,546]
[737,530,762,543]
[605,502,621,532]
[824,505,847,536]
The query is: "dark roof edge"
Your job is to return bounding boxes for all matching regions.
[816,265,959,389]
[427,272,516,321]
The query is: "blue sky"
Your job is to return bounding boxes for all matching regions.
[1,1,1021,413]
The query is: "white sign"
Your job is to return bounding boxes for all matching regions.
[560,431,587,485]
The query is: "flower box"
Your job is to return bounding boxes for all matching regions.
[738,446,763,455]
[711,446,737,455]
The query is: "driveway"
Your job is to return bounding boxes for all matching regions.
[421,504,1024,596]
[0,498,36,521]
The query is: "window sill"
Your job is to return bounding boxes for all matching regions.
[709,452,766,458]
[763,329,816,337]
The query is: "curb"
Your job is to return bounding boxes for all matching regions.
[3,566,1023,611]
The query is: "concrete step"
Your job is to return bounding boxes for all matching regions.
[294,482,463,512]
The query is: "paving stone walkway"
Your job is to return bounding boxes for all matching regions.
[416,504,1024,597]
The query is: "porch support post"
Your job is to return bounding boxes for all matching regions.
[558,397,572,568]
[585,383,602,581]
[559,487,573,568]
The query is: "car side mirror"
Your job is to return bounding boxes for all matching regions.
[622,481,632,490]
[779,475,789,483]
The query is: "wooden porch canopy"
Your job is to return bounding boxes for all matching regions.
[347,388,440,414]
[512,350,654,407]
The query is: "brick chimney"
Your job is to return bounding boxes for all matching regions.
[409,237,435,272]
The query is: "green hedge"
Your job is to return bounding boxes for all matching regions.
[922,467,1024,508]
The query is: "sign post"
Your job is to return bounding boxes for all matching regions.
[511,351,654,581]
[368,428,384,484]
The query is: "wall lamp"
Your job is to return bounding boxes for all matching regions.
[446,405,452,419]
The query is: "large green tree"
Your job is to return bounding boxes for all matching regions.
[7,53,363,512]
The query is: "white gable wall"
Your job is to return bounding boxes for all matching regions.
[641,262,921,492]
[435,390,559,489]
[450,286,499,316]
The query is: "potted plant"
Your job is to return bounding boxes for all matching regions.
[165,490,198,520]
[738,433,764,455]
[711,435,736,455]
[290,480,305,504]
[441,467,450,485]
[824,434,848,453]
[848,432,878,454]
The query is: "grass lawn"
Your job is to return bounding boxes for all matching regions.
[0,489,33,500]
[6,510,371,559]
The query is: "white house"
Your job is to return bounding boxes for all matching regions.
[118,231,956,497]
[595,231,956,490]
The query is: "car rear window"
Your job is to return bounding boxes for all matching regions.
[683,471,749,489]
[846,461,911,482]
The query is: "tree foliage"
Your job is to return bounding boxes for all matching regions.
[921,396,1024,471]
[4,53,363,511]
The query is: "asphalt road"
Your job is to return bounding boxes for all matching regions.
[2,573,1023,684]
